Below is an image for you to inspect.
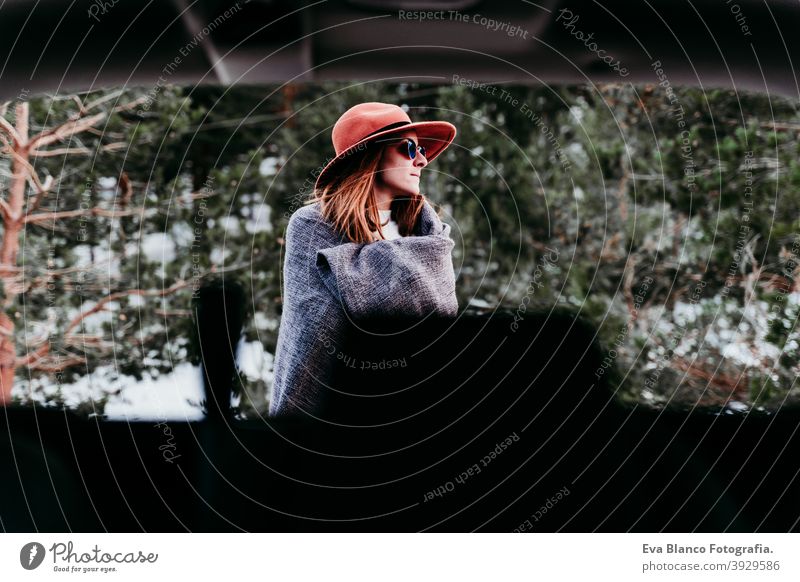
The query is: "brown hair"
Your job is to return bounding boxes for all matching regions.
[306,143,425,243]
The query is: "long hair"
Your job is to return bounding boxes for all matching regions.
[307,142,425,243]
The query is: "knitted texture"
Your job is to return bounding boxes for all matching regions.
[269,199,458,416]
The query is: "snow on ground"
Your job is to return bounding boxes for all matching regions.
[102,363,205,421]
[12,340,274,421]
[237,338,274,385]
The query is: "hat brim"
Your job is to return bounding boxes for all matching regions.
[314,121,456,191]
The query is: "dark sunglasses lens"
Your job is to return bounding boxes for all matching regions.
[419,145,426,158]
[406,140,416,159]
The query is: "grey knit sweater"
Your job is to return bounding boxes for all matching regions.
[269,199,458,416]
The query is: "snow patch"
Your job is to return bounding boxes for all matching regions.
[141,233,177,263]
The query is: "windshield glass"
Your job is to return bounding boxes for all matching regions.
[2,81,798,419]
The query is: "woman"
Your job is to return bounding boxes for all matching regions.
[269,102,458,416]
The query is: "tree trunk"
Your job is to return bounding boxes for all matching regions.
[0,102,29,404]
[0,312,15,404]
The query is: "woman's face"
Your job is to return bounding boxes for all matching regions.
[373,130,428,199]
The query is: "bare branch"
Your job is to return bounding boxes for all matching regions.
[206,261,249,275]
[760,122,800,132]
[85,127,125,138]
[616,166,630,222]
[27,172,54,198]
[672,355,742,393]
[155,309,193,317]
[24,206,138,225]
[83,89,126,113]
[100,141,128,153]
[2,143,56,219]
[0,130,12,152]
[30,146,92,157]
[0,265,25,279]
[108,96,148,114]
[31,140,128,158]
[16,279,191,370]
[622,254,639,329]
[24,355,87,373]
[27,111,107,150]
[63,334,115,351]
[70,95,87,118]
[118,172,132,207]
[3,260,113,295]
[25,173,55,215]
[0,198,12,222]
[0,316,12,337]
[0,115,22,147]
[63,279,192,338]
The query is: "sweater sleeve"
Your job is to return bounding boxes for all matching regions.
[315,200,459,319]
[269,209,348,416]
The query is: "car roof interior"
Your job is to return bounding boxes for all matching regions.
[0,0,797,99]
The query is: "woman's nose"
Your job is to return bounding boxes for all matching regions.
[414,152,428,168]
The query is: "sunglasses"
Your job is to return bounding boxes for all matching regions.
[402,138,426,160]
[376,137,427,160]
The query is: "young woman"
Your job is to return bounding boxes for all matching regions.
[269,102,458,416]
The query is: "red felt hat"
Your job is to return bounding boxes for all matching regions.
[314,102,456,191]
